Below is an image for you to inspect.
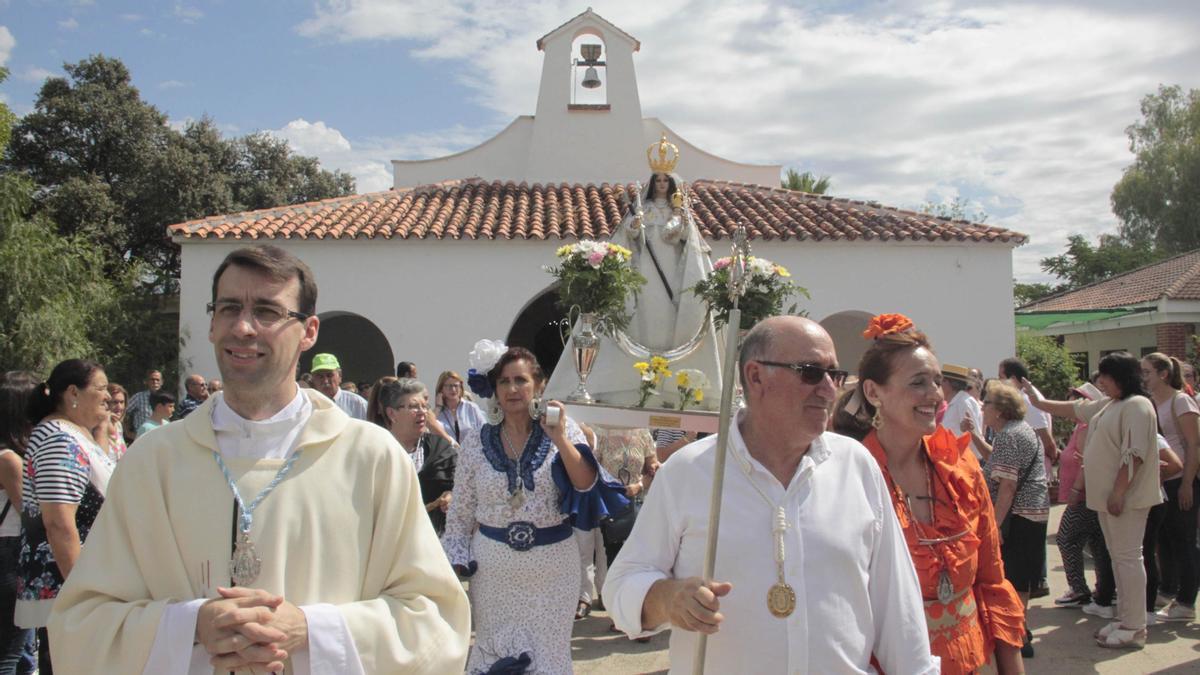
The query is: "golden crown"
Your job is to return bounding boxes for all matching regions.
[646,134,680,174]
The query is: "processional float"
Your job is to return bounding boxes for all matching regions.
[540,135,802,673]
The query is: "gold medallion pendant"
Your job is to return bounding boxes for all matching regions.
[767,582,796,618]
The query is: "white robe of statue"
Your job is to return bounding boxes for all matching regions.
[544,174,722,409]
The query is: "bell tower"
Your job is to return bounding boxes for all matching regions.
[528,8,647,183]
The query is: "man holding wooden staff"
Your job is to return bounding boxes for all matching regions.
[604,316,938,673]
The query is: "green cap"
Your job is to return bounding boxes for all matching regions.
[310,353,341,373]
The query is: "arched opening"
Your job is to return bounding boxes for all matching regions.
[820,310,874,373]
[301,311,395,386]
[570,32,607,107]
[506,286,569,377]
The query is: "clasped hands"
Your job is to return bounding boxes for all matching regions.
[195,586,308,673]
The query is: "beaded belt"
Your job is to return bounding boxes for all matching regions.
[478,520,573,552]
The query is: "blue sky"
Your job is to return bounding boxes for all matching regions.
[3,1,1199,282]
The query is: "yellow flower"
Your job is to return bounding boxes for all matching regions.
[775,265,791,277]
[556,245,572,257]
[695,390,704,403]
[633,361,649,374]
[676,371,691,388]
[650,356,669,372]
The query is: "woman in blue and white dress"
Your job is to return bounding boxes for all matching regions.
[442,346,626,674]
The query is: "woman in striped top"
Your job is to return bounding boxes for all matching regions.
[15,360,113,673]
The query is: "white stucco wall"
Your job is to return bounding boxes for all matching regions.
[1061,326,1158,374]
[178,238,1017,394]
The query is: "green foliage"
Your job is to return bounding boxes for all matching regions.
[547,242,646,333]
[920,197,989,223]
[690,257,808,331]
[1111,85,1200,251]
[1040,233,1164,289]
[2,55,354,382]
[781,169,832,194]
[1016,334,1078,401]
[5,56,355,278]
[1013,282,1055,307]
[0,181,123,372]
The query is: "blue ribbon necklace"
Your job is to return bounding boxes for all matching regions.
[212,449,303,586]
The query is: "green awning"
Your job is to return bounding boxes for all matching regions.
[1015,310,1135,330]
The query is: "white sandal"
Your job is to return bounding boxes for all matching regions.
[1093,621,1121,640]
[1096,626,1146,649]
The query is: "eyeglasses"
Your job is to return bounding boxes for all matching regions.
[398,403,429,414]
[755,360,849,387]
[206,301,310,326]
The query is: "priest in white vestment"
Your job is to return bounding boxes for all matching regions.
[48,245,471,674]
[604,316,939,673]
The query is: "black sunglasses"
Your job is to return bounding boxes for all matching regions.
[755,360,849,386]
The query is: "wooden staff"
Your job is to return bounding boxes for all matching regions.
[693,228,748,675]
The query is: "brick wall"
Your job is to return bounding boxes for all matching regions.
[1155,322,1195,359]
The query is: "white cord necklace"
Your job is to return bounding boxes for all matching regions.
[732,444,797,618]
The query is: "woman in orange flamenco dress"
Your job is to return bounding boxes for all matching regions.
[834,314,1025,674]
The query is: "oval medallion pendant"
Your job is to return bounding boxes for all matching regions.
[230,532,262,587]
[767,582,796,618]
[936,569,954,604]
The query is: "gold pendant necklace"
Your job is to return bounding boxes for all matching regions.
[733,448,796,619]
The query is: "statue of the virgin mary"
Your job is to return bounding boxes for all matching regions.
[544,135,722,409]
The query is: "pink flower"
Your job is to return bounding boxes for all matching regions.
[713,257,732,270]
[587,251,606,268]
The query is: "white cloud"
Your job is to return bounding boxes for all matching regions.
[120,13,144,21]
[270,118,493,193]
[158,79,187,89]
[174,3,203,23]
[58,17,79,30]
[19,66,55,82]
[0,26,13,67]
[295,1,1200,280]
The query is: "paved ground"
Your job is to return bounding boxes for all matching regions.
[567,504,1200,674]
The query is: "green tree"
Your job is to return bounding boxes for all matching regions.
[1111,85,1200,251]
[1013,282,1055,307]
[1040,233,1163,289]
[6,55,355,279]
[920,197,989,223]
[1016,333,1078,402]
[0,67,128,373]
[781,169,832,194]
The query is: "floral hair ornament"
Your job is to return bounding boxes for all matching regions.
[862,313,914,340]
[466,339,507,399]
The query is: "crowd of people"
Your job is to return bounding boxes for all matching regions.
[0,243,1197,674]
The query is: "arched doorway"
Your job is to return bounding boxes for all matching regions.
[506,286,569,377]
[301,311,395,385]
[820,310,873,372]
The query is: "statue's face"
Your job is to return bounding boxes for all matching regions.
[653,173,670,198]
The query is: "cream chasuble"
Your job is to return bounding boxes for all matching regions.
[47,389,471,674]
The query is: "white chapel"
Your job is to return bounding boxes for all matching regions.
[169,8,1025,387]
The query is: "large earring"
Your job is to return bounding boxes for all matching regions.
[487,398,504,425]
[72,400,78,409]
[870,402,883,429]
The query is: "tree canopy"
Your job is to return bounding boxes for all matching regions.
[5,55,355,281]
[781,169,832,194]
[1111,85,1200,251]
[1,55,355,383]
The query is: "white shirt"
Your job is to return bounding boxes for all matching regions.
[1020,385,1051,431]
[333,388,368,420]
[942,390,983,454]
[142,390,366,675]
[603,412,938,674]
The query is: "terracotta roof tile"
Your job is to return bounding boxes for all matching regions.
[1020,250,1200,312]
[167,178,1027,246]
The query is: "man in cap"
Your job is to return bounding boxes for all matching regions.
[941,363,984,456]
[311,353,368,420]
